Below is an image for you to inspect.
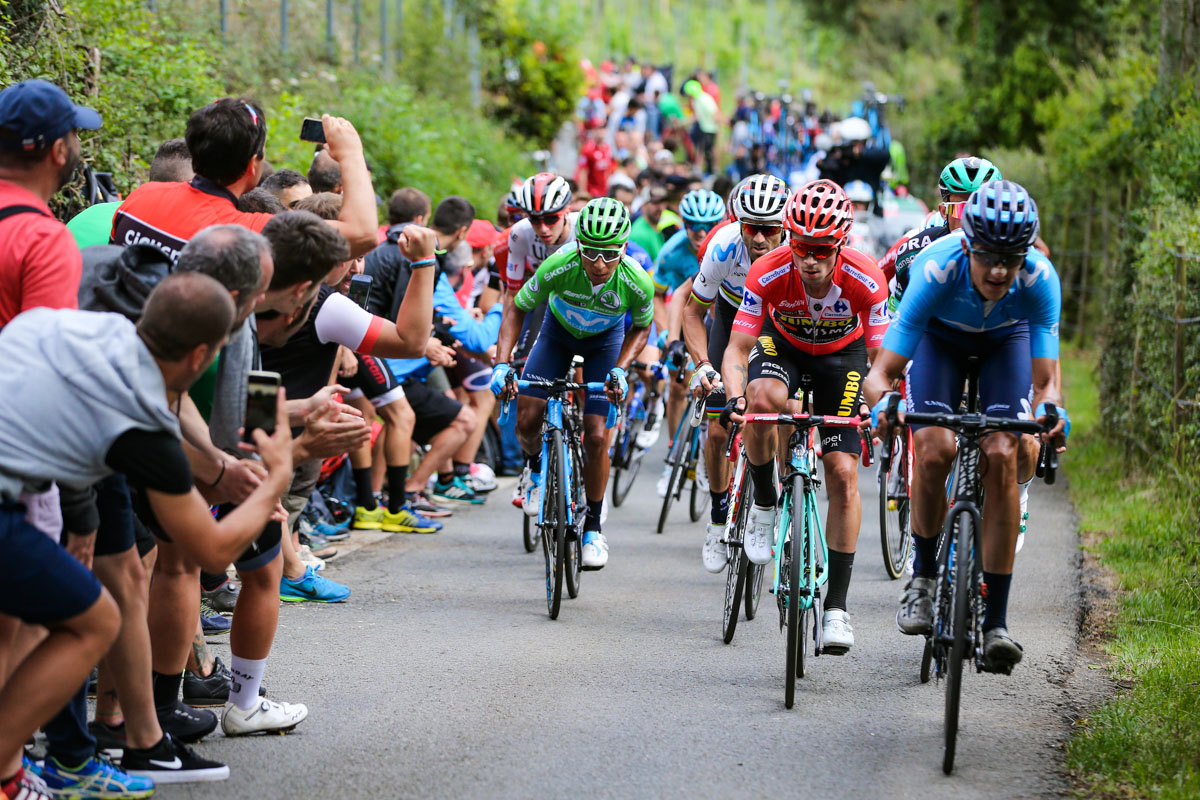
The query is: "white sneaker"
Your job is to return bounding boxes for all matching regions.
[702,523,728,573]
[656,465,672,498]
[297,545,325,572]
[744,504,776,565]
[581,531,608,569]
[521,469,541,518]
[821,609,854,654]
[221,698,308,736]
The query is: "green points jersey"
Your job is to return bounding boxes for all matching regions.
[514,247,655,338]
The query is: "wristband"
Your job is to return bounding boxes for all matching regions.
[411,257,436,268]
[208,460,227,488]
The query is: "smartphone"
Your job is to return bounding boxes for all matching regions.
[242,370,281,443]
[348,274,372,309]
[299,117,326,143]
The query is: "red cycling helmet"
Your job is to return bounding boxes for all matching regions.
[518,172,572,216]
[784,179,854,242]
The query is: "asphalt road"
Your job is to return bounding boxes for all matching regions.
[166,436,1087,800]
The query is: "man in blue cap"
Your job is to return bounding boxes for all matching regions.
[0,78,101,327]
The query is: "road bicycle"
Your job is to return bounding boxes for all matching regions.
[499,364,617,620]
[719,422,765,644]
[878,409,913,579]
[656,394,710,533]
[882,373,1058,773]
[609,359,664,508]
[736,406,871,709]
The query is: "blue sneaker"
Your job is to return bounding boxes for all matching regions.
[280,566,350,603]
[41,755,155,798]
[432,476,485,505]
[314,520,351,541]
[22,754,43,778]
[200,602,230,636]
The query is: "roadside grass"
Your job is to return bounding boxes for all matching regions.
[1061,347,1200,799]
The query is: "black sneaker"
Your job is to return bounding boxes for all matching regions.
[156,699,217,743]
[182,656,266,707]
[88,721,126,760]
[122,733,229,784]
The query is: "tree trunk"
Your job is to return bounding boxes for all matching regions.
[1160,0,1200,88]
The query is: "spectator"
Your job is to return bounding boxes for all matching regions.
[575,126,614,199]
[607,183,636,214]
[148,138,194,183]
[388,187,431,226]
[307,149,341,194]
[0,79,101,327]
[817,116,890,205]
[112,100,377,261]
[682,79,718,175]
[260,168,312,208]
[608,156,638,191]
[237,187,286,214]
[630,184,669,260]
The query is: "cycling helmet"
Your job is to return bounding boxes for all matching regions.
[843,180,875,205]
[961,180,1039,253]
[938,156,1002,201]
[784,180,854,242]
[575,197,631,247]
[838,116,872,143]
[518,172,572,216]
[504,189,526,217]
[679,189,726,225]
[731,174,788,224]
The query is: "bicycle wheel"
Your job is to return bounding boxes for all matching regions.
[541,431,567,620]
[943,511,973,774]
[611,406,643,507]
[522,513,539,553]
[565,435,584,599]
[920,638,933,684]
[879,430,912,579]
[784,506,803,708]
[656,432,687,534]
[722,468,753,644]
[744,562,764,620]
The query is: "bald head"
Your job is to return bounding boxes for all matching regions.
[137,272,236,362]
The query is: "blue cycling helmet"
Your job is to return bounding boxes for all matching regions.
[679,189,726,225]
[961,180,1039,253]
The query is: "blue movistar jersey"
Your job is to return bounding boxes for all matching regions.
[883,231,1061,360]
[650,229,699,293]
[625,240,653,273]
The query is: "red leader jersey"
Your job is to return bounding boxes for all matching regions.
[732,245,889,356]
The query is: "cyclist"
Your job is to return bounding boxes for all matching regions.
[681,173,789,573]
[650,188,725,496]
[501,172,576,357]
[721,180,888,654]
[491,198,655,570]
[861,179,1068,671]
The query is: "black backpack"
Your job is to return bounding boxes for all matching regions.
[77,244,173,320]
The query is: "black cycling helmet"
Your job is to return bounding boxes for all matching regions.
[961,180,1039,254]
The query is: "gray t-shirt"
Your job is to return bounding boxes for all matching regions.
[208,316,259,454]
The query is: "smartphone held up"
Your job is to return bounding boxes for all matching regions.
[243,370,281,443]
[299,117,326,143]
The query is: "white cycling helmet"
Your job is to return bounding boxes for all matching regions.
[844,180,875,205]
[731,173,789,224]
[518,172,572,216]
[838,116,872,143]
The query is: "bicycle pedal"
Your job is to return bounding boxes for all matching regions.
[821,644,849,656]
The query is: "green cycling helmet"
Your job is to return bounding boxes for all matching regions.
[575,197,631,248]
[938,157,1002,201]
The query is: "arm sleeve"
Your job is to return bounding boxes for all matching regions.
[504,230,529,291]
[105,429,194,495]
[650,245,673,292]
[313,291,387,354]
[730,269,767,338]
[861,283,891,349]
[627,268,656,327]
[691,245,725,305]
[1025,255,1062,360]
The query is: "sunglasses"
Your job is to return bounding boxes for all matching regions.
[685,221,716,235]
[740,222,783,238]
[788,239,840,260]
[579,245,623,263]
[967,247,1025,268]
[529,212,564,227]
[941,200,967,221]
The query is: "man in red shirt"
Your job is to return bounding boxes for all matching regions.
[0,79,102,327]
[112,98,378,261]
[722,181,888,655]
[575,127,614,199]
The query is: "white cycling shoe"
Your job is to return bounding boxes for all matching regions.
[520,469,541,518]
[221,698,308,736]
[656,465,672,497]
[702,523,728,573]
[636,422,661,450]
[821,609,854,655]
[581,531,608,570]
[744,505,776,565]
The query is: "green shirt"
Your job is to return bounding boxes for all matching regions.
[514,248,655,339]
[658,92,684,121]
[691,92,719,134]
[66,202,120,249]
[630,215,664,261]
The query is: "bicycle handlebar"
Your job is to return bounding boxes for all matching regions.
[735,413,874,467]
[497,376,618,429]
